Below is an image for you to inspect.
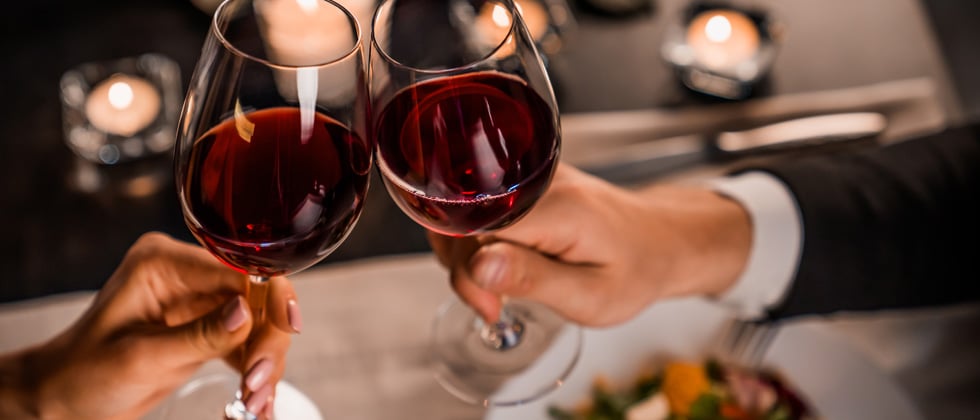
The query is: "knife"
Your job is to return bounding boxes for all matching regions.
[581,112,888,184]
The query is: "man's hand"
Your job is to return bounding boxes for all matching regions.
[430,164,752,327]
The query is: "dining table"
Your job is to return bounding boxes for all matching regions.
[1,254,978,419]
[2,0,980,418]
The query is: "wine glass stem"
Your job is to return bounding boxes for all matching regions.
[480,306,525,351]
[226,275,270,419]
[246,275,270,332]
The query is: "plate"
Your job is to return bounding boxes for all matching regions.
[486,298,923,420]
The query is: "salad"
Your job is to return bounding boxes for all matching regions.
[547,359,812,420]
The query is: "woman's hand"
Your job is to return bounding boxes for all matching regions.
[430,164,752,327]
[0,232,300,420]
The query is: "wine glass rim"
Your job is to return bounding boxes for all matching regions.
[212,0,363,70]
[370,0,524,75]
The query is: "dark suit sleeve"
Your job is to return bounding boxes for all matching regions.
[757,125,980,319]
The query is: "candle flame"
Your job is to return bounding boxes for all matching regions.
[296,0,318,13]
[705,15,733,43]
[108,81,134,110]
[492,4,511,28]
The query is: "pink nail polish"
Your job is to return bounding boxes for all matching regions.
[287,299,303,334]
[245,383,273,414]
[245,358,273,392]
[222,296,248,332]
[264,395,275,418]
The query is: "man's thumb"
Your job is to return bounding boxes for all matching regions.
[469,242,603,323]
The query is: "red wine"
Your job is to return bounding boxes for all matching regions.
[375,72,558,236]
[182,107,371,276]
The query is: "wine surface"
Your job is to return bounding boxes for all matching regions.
[375,72,558,235]
[182,107,371,276]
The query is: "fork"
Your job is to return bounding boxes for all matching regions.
[717,317,781,369]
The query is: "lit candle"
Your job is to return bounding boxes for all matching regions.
[85,74,161,136]
[475,0,550,47]
[685,9,760,71]
[517,0,550,43]
[255,0,361,66]
[255,0,364,111]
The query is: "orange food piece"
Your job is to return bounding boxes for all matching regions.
[661,362,711,415]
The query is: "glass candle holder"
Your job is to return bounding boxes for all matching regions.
[662,2,782,100]
[60,53,182,165]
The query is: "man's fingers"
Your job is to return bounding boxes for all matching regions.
[432,235,503,321]
[488,165,606,264]
[468,242,605,324]
[427,231,454,268]
[450,262,504,323]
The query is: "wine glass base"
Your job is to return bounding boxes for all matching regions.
[431,297,582,407]
[157,373,323,420]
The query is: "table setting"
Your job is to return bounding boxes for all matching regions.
[1,0,979,419]
[6,254,979,419]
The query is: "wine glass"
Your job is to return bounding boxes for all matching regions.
[369,0,581,406]
[170,0,370,418]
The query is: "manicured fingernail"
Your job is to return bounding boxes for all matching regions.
[473,252,506,290]
[245,383,273,414]
[264,395,275,418]
[245,358,273,392]
[287,299,303,334]
[222,296,248,332]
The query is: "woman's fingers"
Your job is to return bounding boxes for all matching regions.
[130,295,253,369]
[265,276,302,334]
[237,319,292,396]
[109,232,249,328]
[132,232,248,296]
[222,313,291,418]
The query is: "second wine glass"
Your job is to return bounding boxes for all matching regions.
[172,0,370,418]
[369,0,581,407]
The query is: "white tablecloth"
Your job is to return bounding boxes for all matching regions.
[2,254,978,419]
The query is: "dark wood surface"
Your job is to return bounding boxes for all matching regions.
[0,0,976,302]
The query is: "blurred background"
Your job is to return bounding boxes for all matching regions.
[1,0,979,418]
[2,0,977,303]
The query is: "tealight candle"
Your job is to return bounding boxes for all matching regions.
[475,0,550,47]
[85,74,161,137]
[685,9,760,71]
[256,0,360,66]
[517,0,550,43]
[255,0,365,109]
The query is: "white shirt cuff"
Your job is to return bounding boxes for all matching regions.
[706,171,803,319]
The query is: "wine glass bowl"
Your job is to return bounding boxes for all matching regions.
[172,0,369,418]
[181,106,371,277]
[373,70,559,236]
[177,0,371,279]
[370,0,580,407]
[371,0,561,237]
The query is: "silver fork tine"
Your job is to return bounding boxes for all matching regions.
[718,318,780,369]
[744,321,779,368]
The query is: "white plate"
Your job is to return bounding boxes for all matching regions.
[486,298,923,420]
